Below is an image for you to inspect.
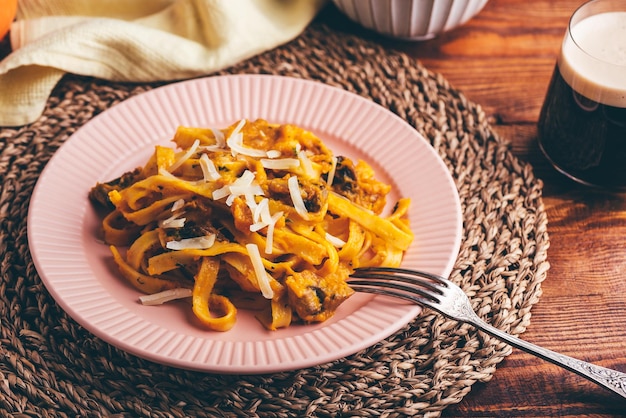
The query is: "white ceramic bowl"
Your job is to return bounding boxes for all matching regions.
[332,0,489,40]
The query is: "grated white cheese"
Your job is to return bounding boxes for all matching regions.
[226,184,264,206]
[158,167,180,180]
[212,185,231,200]
[169,139,200,172]
[213,170,265,206]
[171,198,185,212]
[201,144,228,152]
[260,158,300,170]
[327,156,338,188]
[210,127,226,148]
[236,170,256,186]
[199,153,221,182]
[246,243,274,299]
[266,150,282,159]
[249,198,274,233]
[159,213,186,229]
[298,149,315,178]
[253,198,270,224]
[139,288,192,305]
[265,211,283,254]
[288,176,309,219]
[226,120,267,158]
[232,119,247,136]
[249,221,267,233]
[166,234,216,250]
[244,192,258,212]
[160,199,187,227]
[325,232,346,248]
[156,168,204,186]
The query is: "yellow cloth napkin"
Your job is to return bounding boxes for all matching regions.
[0,0,326,126]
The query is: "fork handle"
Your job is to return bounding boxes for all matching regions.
[469,319,626,399]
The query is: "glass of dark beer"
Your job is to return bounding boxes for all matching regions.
[538,0,626,189]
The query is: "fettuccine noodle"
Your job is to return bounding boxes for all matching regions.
[89,119,413,331]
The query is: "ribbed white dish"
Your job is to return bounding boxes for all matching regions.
[27,75,462,374]
[333,0,489,40]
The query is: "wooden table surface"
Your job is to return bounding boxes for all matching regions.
[320,0,626,416]
[2,1,625,416]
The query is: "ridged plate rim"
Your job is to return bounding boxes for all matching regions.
[27,74,462,374]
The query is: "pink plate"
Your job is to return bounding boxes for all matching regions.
[27,75,462,374]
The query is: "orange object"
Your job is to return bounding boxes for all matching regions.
[0,0,18,40]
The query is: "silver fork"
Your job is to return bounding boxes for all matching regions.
[349,266,626,399]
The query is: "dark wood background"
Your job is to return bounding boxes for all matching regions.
[2,0,626,416]
[319,0,626,416]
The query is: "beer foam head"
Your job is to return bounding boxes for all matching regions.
[559,11,626,107]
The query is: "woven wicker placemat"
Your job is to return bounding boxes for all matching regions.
[0,23,549,417]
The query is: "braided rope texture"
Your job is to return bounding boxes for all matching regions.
[0,24,549,417]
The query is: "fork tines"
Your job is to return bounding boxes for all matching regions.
[348,267,447,306]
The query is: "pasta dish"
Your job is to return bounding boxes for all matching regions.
[89,119,413,331]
